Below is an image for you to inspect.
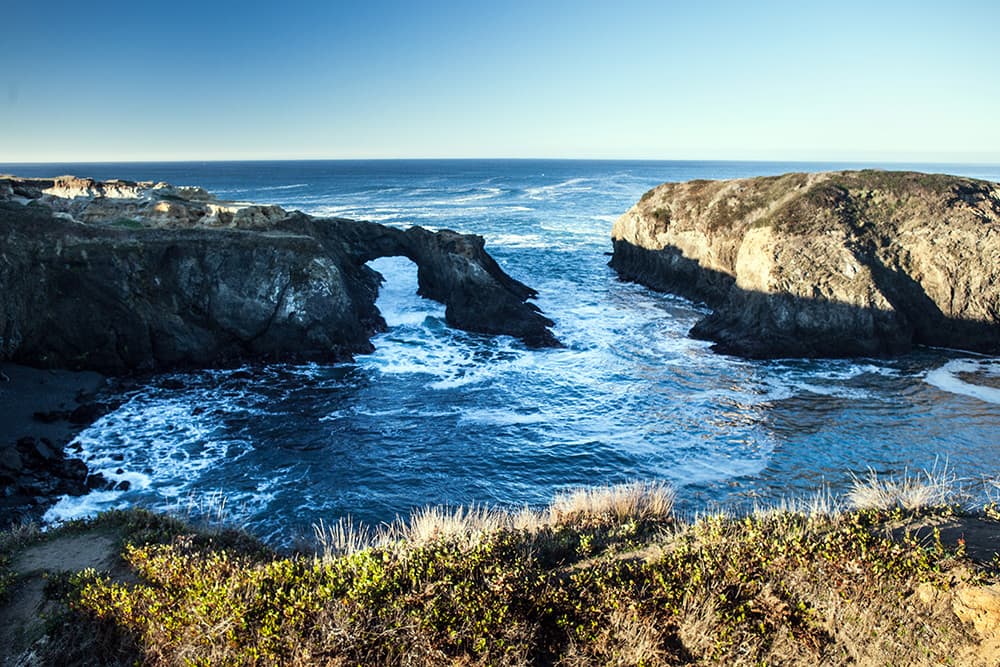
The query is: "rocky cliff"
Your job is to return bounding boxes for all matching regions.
[0,176,557,374]
[611,170,1000,358]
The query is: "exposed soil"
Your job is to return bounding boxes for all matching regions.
[0,530,123,666]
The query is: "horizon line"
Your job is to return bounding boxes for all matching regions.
[3,156,1000,167]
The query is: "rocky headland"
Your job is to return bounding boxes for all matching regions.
[0,175,557,374]
[0,174,558,524]
[611,170,1000,358]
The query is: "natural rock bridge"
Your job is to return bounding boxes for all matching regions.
[0,176,558,374]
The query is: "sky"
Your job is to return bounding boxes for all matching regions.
[1,0,998,163]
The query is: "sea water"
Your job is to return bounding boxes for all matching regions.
[4,159,999,544]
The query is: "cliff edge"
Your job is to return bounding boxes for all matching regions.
[610,170,1000,358]
[0,175,558,374]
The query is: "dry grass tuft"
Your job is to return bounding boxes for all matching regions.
[549,480,676,527]
[313,516,374,560]
[387,503,514,545]
[312,481,675,558]
[753,486,842,520]
[847,464,957,511]
[0,520,41,553]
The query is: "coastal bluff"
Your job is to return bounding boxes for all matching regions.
[611,170,1000,358]
[0,175,558,374]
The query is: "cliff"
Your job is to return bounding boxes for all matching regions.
[0,175,557,374]
[610,170,1000,358]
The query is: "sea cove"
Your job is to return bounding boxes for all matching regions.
[3,159,998,544]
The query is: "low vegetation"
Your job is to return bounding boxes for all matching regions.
[3,477,999,666]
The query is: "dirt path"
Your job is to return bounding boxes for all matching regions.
[0,531,122,666]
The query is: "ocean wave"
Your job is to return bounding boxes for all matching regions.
[925,359,1000,404]
[524,178,595,200]
[458,409,546,425]
[43,490,129,524]
[256,183,308,191]
[486,233,546,248]
[449,187,504,204]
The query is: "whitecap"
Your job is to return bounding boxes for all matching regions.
[43,490,129,525]
[256,183,308,191]
[925,359,1000,404]
[458,409,546,425]
[486,233,546,248]
[524,178,594,199]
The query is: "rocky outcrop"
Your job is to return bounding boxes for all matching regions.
[611,170,1000,358]
[0,176,556,374]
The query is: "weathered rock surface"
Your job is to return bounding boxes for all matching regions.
[0,176,556,373]
[611,170,1000,358]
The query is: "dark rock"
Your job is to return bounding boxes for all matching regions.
[160,378,186,390]
[33,409,71,423]
[0,177,557,374]
[69,402,112,424]
[114,480,131,491]
[86,473,108,490]
[31,439,56,461]
[111,453,125,462]
[60,458,89,481]
[191,406,206,416]
[0,446,22,472]
[611,170,1000,358]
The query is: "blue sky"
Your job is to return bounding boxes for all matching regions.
[2,0,998,162]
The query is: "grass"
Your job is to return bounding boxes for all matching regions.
[3,475,998,666]
[847,462,958,511]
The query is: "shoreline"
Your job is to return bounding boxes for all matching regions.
[0,363,109,528]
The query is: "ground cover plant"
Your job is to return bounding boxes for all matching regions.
[3,476,999,666]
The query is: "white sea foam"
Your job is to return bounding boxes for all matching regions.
[256,183,308,191]
[449,187,503,204]
[525,178,594,199]
[486,233,546,248]
[45,395,254,523]
[43,490,129,524]
[925,359,1000,404]
[459,409,547,426]
[785,382,873,400]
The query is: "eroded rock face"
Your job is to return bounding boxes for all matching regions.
[0,176,557,373]
[611,171,1000,358]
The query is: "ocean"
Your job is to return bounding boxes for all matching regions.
[4,159,999,544]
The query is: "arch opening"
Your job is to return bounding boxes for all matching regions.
[366,256,445,329]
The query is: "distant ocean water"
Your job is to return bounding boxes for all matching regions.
[4,159,999,544]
